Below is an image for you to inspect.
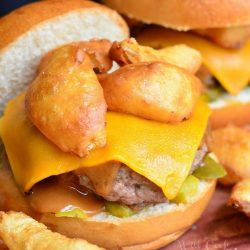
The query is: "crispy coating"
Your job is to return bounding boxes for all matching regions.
[228,179,250,217]
[0,212,102,250]
[26,45,107,157]
[194,25,250,49]
[38,39,112,74]
[208,125,250,186]
[100,61,202,123]
[109,38,202,73]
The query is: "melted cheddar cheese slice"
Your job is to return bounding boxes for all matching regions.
[137,27,250,95]
[0,94,210,200]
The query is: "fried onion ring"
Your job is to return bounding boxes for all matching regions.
[26,44,107,157]
[100,61,202,123]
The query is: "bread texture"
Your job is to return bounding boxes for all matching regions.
[41,180,216,249]
[0,0,129,113]
[104,0,250,30]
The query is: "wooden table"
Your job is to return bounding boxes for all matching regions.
[163,186,250,250]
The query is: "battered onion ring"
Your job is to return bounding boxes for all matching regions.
[100,61,202,123]
[26,44,107,157]
[109,38,202,73]
[38,39,112,74]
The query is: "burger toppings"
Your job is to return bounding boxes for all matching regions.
[109,38,202,73]
[76,142,208,206]
[55,207,88,219]
[137,27,250,95]
[0,93,210,200]
[100,61,202,123]
[0,144,224,220]
[172,175,199,203]
[192,154,227,180]
[28,173,104,215]
[0,38,225,219]
[105,202,136,218]
[25,45,107,157]
[77,164,167,205]
[38,39,113,74]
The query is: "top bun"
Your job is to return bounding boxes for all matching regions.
[104,0,250,30]
[0,0,128,113]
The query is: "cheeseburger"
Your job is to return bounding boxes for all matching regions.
[0,1,226,249]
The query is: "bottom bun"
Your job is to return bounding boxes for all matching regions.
[41,180,216,249]
[122,228,187,250]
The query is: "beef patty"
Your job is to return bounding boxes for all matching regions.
[76,143,208,206]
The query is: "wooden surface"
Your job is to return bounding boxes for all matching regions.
[163,186,250,250]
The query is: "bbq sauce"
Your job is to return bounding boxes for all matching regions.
[0,161,104,217]
[28,173,104,216]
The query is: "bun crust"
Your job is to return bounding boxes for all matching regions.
[41,180,216,249]
[0,0,128,51]
[122,229,187,250]
[104,0,250,30]
[0,0,128,113]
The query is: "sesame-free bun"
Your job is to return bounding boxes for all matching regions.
[0,0,128,113]
[41,180,216,250]
[103,0,250,31]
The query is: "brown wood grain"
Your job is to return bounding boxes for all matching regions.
[163,186,250,250]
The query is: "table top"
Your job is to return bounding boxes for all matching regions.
[163,186,250,250]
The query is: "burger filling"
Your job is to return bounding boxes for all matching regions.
[137,27,250,98]
[76,142,208,206]
[0,137,225,219]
